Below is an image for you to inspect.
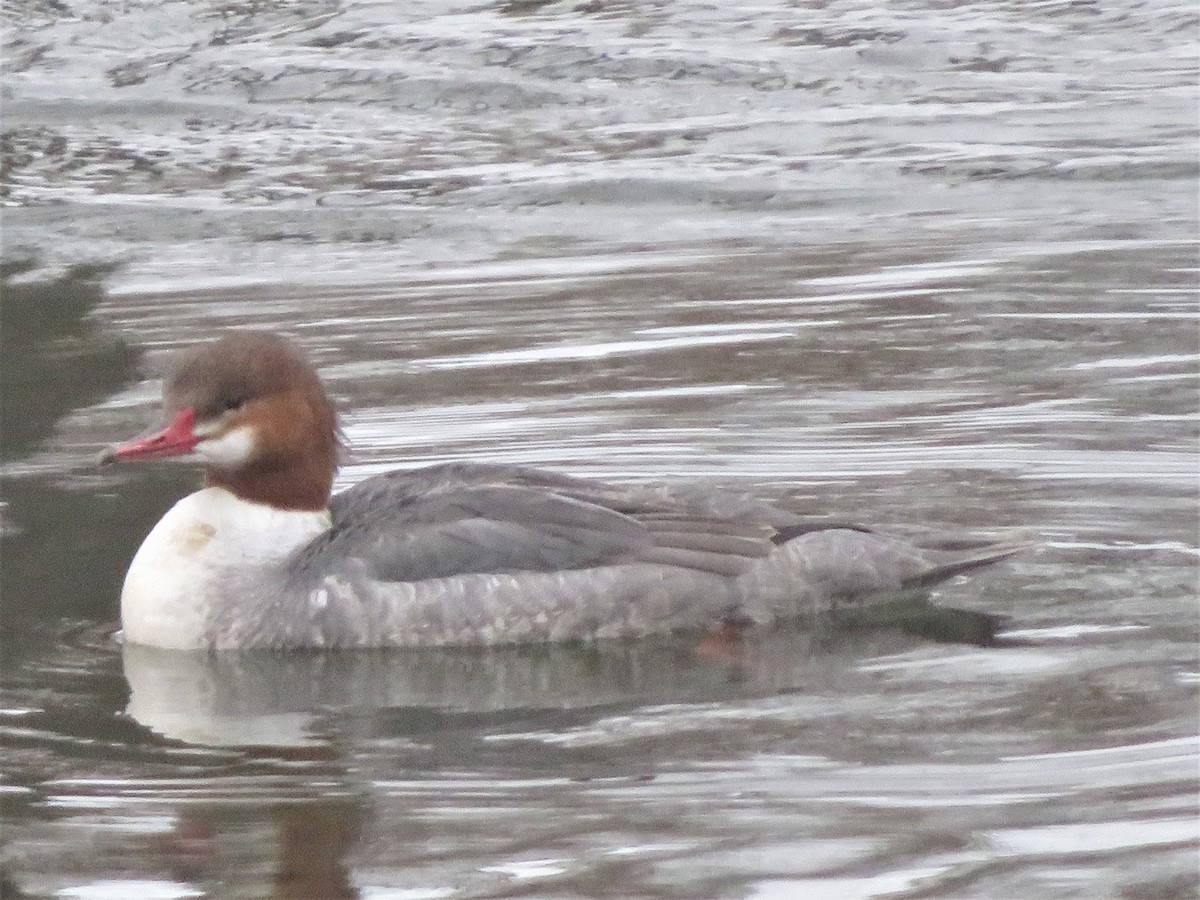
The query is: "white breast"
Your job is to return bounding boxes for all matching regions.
[120,487,331,649]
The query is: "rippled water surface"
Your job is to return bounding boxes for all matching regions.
[2,1,1198,897]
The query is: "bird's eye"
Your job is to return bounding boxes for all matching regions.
[221,396,245,412]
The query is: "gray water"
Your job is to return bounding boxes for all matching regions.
[2,1,1198,897]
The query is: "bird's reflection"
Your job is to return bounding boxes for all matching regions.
[122,615,960,748]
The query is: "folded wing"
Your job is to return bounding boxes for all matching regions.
[293,463,777,583]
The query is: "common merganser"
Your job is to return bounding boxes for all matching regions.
[102,331,1026,651]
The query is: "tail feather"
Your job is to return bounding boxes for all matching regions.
[902,538,1032,590]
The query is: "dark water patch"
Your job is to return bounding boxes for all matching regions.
[0,264,134,459]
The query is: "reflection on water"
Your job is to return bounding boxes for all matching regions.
[6,619,1195,898]
[2,0,1198,896]
[119,625,961,747]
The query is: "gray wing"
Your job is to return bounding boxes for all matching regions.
[330,461,807,527]
[293,463,777,584]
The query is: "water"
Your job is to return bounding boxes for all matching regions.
[2,0,1198,897]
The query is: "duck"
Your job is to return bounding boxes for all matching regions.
[101,330,1027,650]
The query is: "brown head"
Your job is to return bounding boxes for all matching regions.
[103,331,340,511]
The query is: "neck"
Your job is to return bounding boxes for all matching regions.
[205,457,333,511]
[204,434,336,512]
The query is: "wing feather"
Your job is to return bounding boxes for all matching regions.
[296,463,777,584]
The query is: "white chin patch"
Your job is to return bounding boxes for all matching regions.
[194,425,257,467]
